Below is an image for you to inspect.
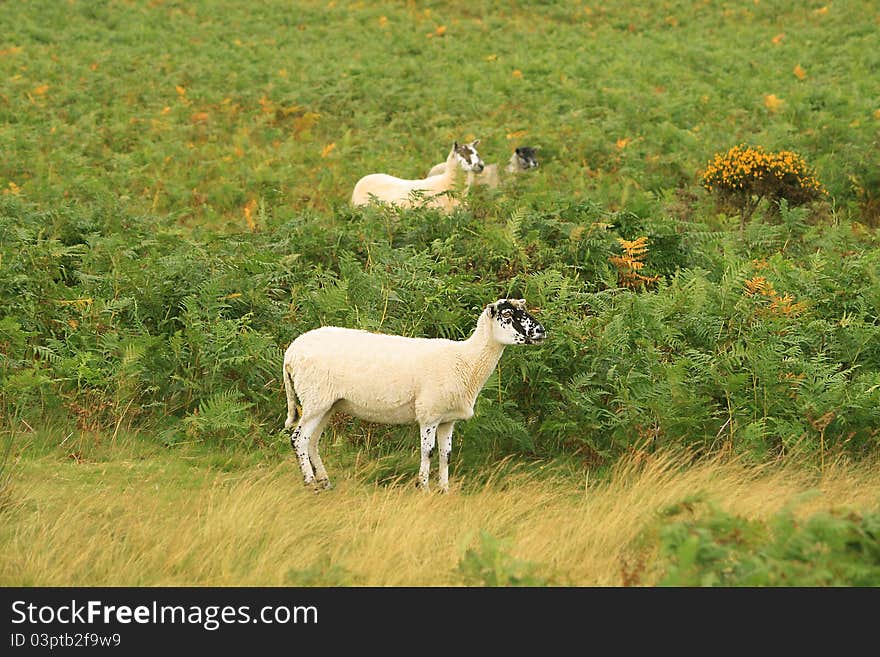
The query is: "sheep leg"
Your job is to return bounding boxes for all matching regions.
[437,422,455,494]
[417,423,438,492]
[283,367,298,429]
[308,414,333,489]
[291,411,330,488]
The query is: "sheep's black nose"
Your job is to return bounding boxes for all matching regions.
[474,164,484,173]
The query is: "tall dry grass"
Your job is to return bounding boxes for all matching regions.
[2,451,878,586]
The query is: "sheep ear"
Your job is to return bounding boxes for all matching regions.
[453,141,459,150]
[471,139,480,147]
[486,302,497,317]
[513,299,526,309]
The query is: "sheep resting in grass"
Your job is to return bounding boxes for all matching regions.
[283,299,546,493]
[350,140,484,212]
[427,146,539,188]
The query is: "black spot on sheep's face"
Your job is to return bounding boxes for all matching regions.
[454,140,485,173]
[489,298,546,346]
[514,146,539,170]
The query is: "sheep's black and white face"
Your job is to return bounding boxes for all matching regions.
[453,140,485,173]
[513,146,539,171]
[487,298,546,346]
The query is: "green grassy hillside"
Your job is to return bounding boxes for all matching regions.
[3,1,878,224]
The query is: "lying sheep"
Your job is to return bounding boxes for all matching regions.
[283,299,546,493]
[427,146,539,188]
[350,140,485,212]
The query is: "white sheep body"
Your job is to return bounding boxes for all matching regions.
[350,170,462,212]
[350,141,483,212]
[283,299,546,492]
[286,326,495,426]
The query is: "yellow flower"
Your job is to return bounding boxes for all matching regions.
[764,94,783,112]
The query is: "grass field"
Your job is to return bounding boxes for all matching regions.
[4,1,878,226]
[2,1,879,586]
[3,431,878,586]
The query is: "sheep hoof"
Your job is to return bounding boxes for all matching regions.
[305,479,332,493]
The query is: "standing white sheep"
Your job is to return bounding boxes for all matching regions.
[283,299,546,492]
[427,146,539,189]
[350,140,484,212]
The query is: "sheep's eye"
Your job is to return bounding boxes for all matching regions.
[501,309,512,318]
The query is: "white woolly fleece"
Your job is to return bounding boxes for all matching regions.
[350,146,470,212]
[284,309,503,427]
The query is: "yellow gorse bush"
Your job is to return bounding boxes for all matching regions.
[702,145,824,197]
[701,145,826,224]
